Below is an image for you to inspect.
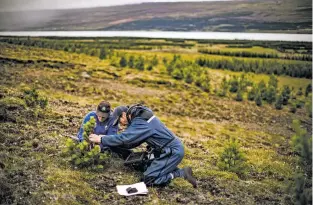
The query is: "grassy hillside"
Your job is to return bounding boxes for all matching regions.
[0,0,311,33]
[0,38,312,204]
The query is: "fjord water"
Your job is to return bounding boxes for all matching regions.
[0,31,311,42]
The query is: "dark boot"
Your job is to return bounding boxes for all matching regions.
[183,167,197,188]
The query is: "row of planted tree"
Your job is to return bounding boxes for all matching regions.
[108,53,312,113]
[84,47,313,79]
[1,38,312,79]
[195,39,312,54]
[166,55,311,112]
[109,52,312,80]
[215,74,312,114]
[195,57,311,78]
[198,48,312,61]
[1,38,312,112]
[108,53,211,92]
[0,38,193,52]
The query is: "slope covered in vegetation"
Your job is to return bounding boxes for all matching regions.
[0,38,311,204]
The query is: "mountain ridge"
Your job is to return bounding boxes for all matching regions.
[0,0,311,33]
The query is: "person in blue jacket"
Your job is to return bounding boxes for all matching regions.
[77,101,117,141]
[77,101,131,159]
[89,104,197,188]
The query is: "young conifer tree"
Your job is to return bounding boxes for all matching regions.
[65,117,109,171]
[128,56,135,68]
[99,48,107,60]
[255,91,262,106]
[235,89,243,101]
[217,138,248,177]
[248,85,257,101]
[83,116,96,148]
[266,86,276,104]
[119,56,127,68]
[282,85,291,105]
[218,77,229,97]
[290,120,312,205]
[305,84,312,97]
[275,93,284,110]
[151,55,159,66]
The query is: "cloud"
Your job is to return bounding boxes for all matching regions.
[0,0,228,11]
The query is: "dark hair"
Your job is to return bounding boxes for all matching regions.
[126,104,149,124]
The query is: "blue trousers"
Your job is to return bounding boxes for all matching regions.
[143,144,185,186]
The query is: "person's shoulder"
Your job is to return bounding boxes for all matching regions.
[85,111,97,118]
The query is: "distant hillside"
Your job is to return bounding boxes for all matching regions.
[0,0,311,33]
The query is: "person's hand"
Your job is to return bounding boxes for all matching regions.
[89,134,102,144]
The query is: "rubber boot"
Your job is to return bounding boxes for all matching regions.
[183,167,197,188]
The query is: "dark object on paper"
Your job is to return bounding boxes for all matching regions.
[126,187,138,194]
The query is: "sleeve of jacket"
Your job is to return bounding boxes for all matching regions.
[100,119,153,148]
[77,112,94,142]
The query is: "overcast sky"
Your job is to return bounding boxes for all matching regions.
[0,0,230,11]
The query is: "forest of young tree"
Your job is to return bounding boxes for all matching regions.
[1,37,311,79]
[0,36,311,205]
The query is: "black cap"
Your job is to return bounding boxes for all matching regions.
[112,106,128,126]
[97,101,111,114]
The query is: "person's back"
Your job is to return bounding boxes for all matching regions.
[144,116,181,149]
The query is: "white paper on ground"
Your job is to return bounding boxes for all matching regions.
[116,182,148,196]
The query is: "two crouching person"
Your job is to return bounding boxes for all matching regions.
[89,104,197,188]
[76,101,131,159]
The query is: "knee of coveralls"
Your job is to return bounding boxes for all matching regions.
[143,144,185,185]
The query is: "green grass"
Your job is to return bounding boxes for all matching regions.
[198,45,280,54]
[206,68,311,90]
[0,41,311,205]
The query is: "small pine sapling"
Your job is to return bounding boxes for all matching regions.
[217,138,248,178]
[64,117,110,171]
[83,116,96,150]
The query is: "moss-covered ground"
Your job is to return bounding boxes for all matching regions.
[0,41,311,204]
